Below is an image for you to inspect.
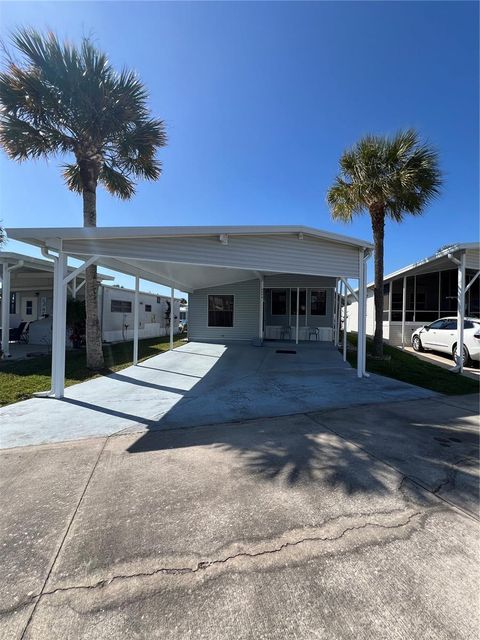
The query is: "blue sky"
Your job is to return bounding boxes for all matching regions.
[0,1,478,295]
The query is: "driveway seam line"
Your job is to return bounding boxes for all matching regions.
[19,435,110,639]
[306,413,479,523]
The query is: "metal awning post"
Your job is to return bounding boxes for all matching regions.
[133,276,139,365]
[401,276,406,349]
[455,252,466,373]
[295,287,299,344]
[362,257,368,376]
[170,287,174,350]
[258,275,264,342]
[342,280,347,362]
[357,250,367,378]
[333,278,338,346]
[52,252,68,398]
[1,263,11,358]
[336,283,342,347]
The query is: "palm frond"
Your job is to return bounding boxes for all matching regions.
[62,162,82,193]
[100,162,135,199]
[327,129,442,222]
[1,27,166,198]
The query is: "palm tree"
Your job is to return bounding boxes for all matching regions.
[327,129,442,357]
[0,29,166,369]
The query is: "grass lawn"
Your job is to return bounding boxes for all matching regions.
[0,335,185,407]
[346,333,479,395]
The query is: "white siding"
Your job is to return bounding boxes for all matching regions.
[189,279,260,342]
[348,290,375,336]
[387,322,424,347]
[101,286,181,342]
[466,248,480,271]
[64,233,362,279]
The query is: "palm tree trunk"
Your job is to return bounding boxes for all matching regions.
[370,206,385,357]
[82,173,104,370]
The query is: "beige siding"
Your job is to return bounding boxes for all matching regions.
[189,279,260,342]
[64,233,362,279]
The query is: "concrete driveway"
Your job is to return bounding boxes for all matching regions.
[1,393,478,639]
[1,342,435,448]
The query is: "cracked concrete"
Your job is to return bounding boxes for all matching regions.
[1,394,479,639]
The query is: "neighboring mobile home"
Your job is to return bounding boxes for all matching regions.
[348,242,480,348]
[0,252,182,352]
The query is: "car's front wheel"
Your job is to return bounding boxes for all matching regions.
[412,335,424,352]
[452,344,471,367]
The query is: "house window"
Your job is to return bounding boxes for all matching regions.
[9,292,16,314]
[208,295,234,327]
[111,300,132,313]
[145,304,152,312]
[25,300,33,316]
[271,289,287,315]
[310,290,326,316]
[391,277,414,321]
[291,289,306,315]
[440,269,457,314]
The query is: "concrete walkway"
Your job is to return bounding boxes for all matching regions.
[403,345,480,380]
[1,394,478,640]
[1,342,435,449]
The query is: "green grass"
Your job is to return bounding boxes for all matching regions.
[0,335,185,407]
[346,333,479,395]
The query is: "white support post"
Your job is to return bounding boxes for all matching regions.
[388,280,392,323]
[170,287,174,350]
[305,289,308,328]
[258,276,264,341]
[1,263,11,359]
[336,284,342,347]
[72,276,77,300]
[52,252,68,398]
[333,279,339,346]
[401,276,406,350]
[357,250,367,378]
[455,252,466,373]
[342,280,347,362]
[133,276,139,365]
[362,257,368,376]
[295,286,300,344]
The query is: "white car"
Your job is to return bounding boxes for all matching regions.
[411,317,480,366]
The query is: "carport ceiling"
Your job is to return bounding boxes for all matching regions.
[6,225,373,292]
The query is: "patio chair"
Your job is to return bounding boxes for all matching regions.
[9,321,30,344]
[280,326,292,340]
[308,327,319,341]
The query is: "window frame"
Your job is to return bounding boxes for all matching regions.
[207,294,235,328]
[290,289,307,316]
[145,304,152,312]
[111,299,133,313]
[271,288,288,316]
[310,289,327,317]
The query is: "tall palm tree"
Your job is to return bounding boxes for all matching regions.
[327,129,442,357]
[0,29,166,369]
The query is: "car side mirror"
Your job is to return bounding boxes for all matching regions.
[425,326,430,331]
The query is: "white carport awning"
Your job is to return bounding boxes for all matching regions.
[3,225,373,395]
[6,225,373,292]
